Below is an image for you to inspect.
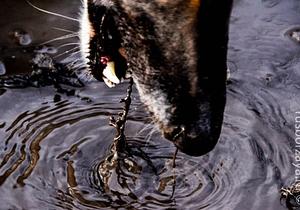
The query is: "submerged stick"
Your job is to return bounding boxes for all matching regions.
[97,78,134,192]
[109,77,133,153]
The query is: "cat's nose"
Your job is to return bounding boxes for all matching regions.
[163,126,218,156]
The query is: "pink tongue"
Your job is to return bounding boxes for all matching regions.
[100,56,110,65]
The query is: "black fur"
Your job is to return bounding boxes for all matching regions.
[85,0,233,156]
[87,3,127,81]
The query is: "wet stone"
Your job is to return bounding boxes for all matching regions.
[32,53,55,69]
[0,54,84,89]
[12,29,32,46]
[35,46,58,54]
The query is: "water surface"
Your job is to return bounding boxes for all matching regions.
[0,0,299,209]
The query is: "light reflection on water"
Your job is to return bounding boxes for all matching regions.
[0,0,300,209]
[0,78,294,209]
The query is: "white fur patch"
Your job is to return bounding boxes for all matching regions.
[135,81,172,126]
[80,0,93,70]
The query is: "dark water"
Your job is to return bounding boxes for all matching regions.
[0,0,299,209]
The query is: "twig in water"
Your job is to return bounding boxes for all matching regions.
[97,78,134,192]
[170,148,178,199]
[109,77,133,153]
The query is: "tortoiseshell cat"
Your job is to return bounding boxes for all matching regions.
[80,0,233,156]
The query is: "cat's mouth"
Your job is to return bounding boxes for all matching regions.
[81,2,128,87]
[80,0,231,157]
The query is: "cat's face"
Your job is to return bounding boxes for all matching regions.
[80,0,233,156]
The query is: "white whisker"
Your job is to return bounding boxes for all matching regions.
[53,47,80,59]
[69,60,84,66]
[66,58,85,67]
[77,71,94,82]
[136,124,153,136]
[41,33,78,45]
[57,43,80,50]
[52,27,78,34]
[68,50,82,57]
[60,55,84,68]
[144,127,157,151]
[66,60,81,68]
[71,62,86,69]
[26,0,80,22]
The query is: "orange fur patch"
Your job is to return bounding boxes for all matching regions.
[190,0,201,8]
[156,0,201,8]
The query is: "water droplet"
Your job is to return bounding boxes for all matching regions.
[291,31,300,42]
[13,29,32,46]
[0,61,6,75]
[285,27,300,44]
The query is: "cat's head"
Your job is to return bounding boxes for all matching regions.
[79,0,233,156]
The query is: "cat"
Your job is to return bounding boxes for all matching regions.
[80,0,233,156]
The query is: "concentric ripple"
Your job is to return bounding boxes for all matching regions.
[0,77,296,210]
[1,0,300,209]
[0,83,239,210]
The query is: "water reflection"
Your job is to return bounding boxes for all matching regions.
[0,83,237,209]
[0,79,293,210]
[0,0,299,209]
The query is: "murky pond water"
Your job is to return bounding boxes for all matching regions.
[0,0,300,209]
